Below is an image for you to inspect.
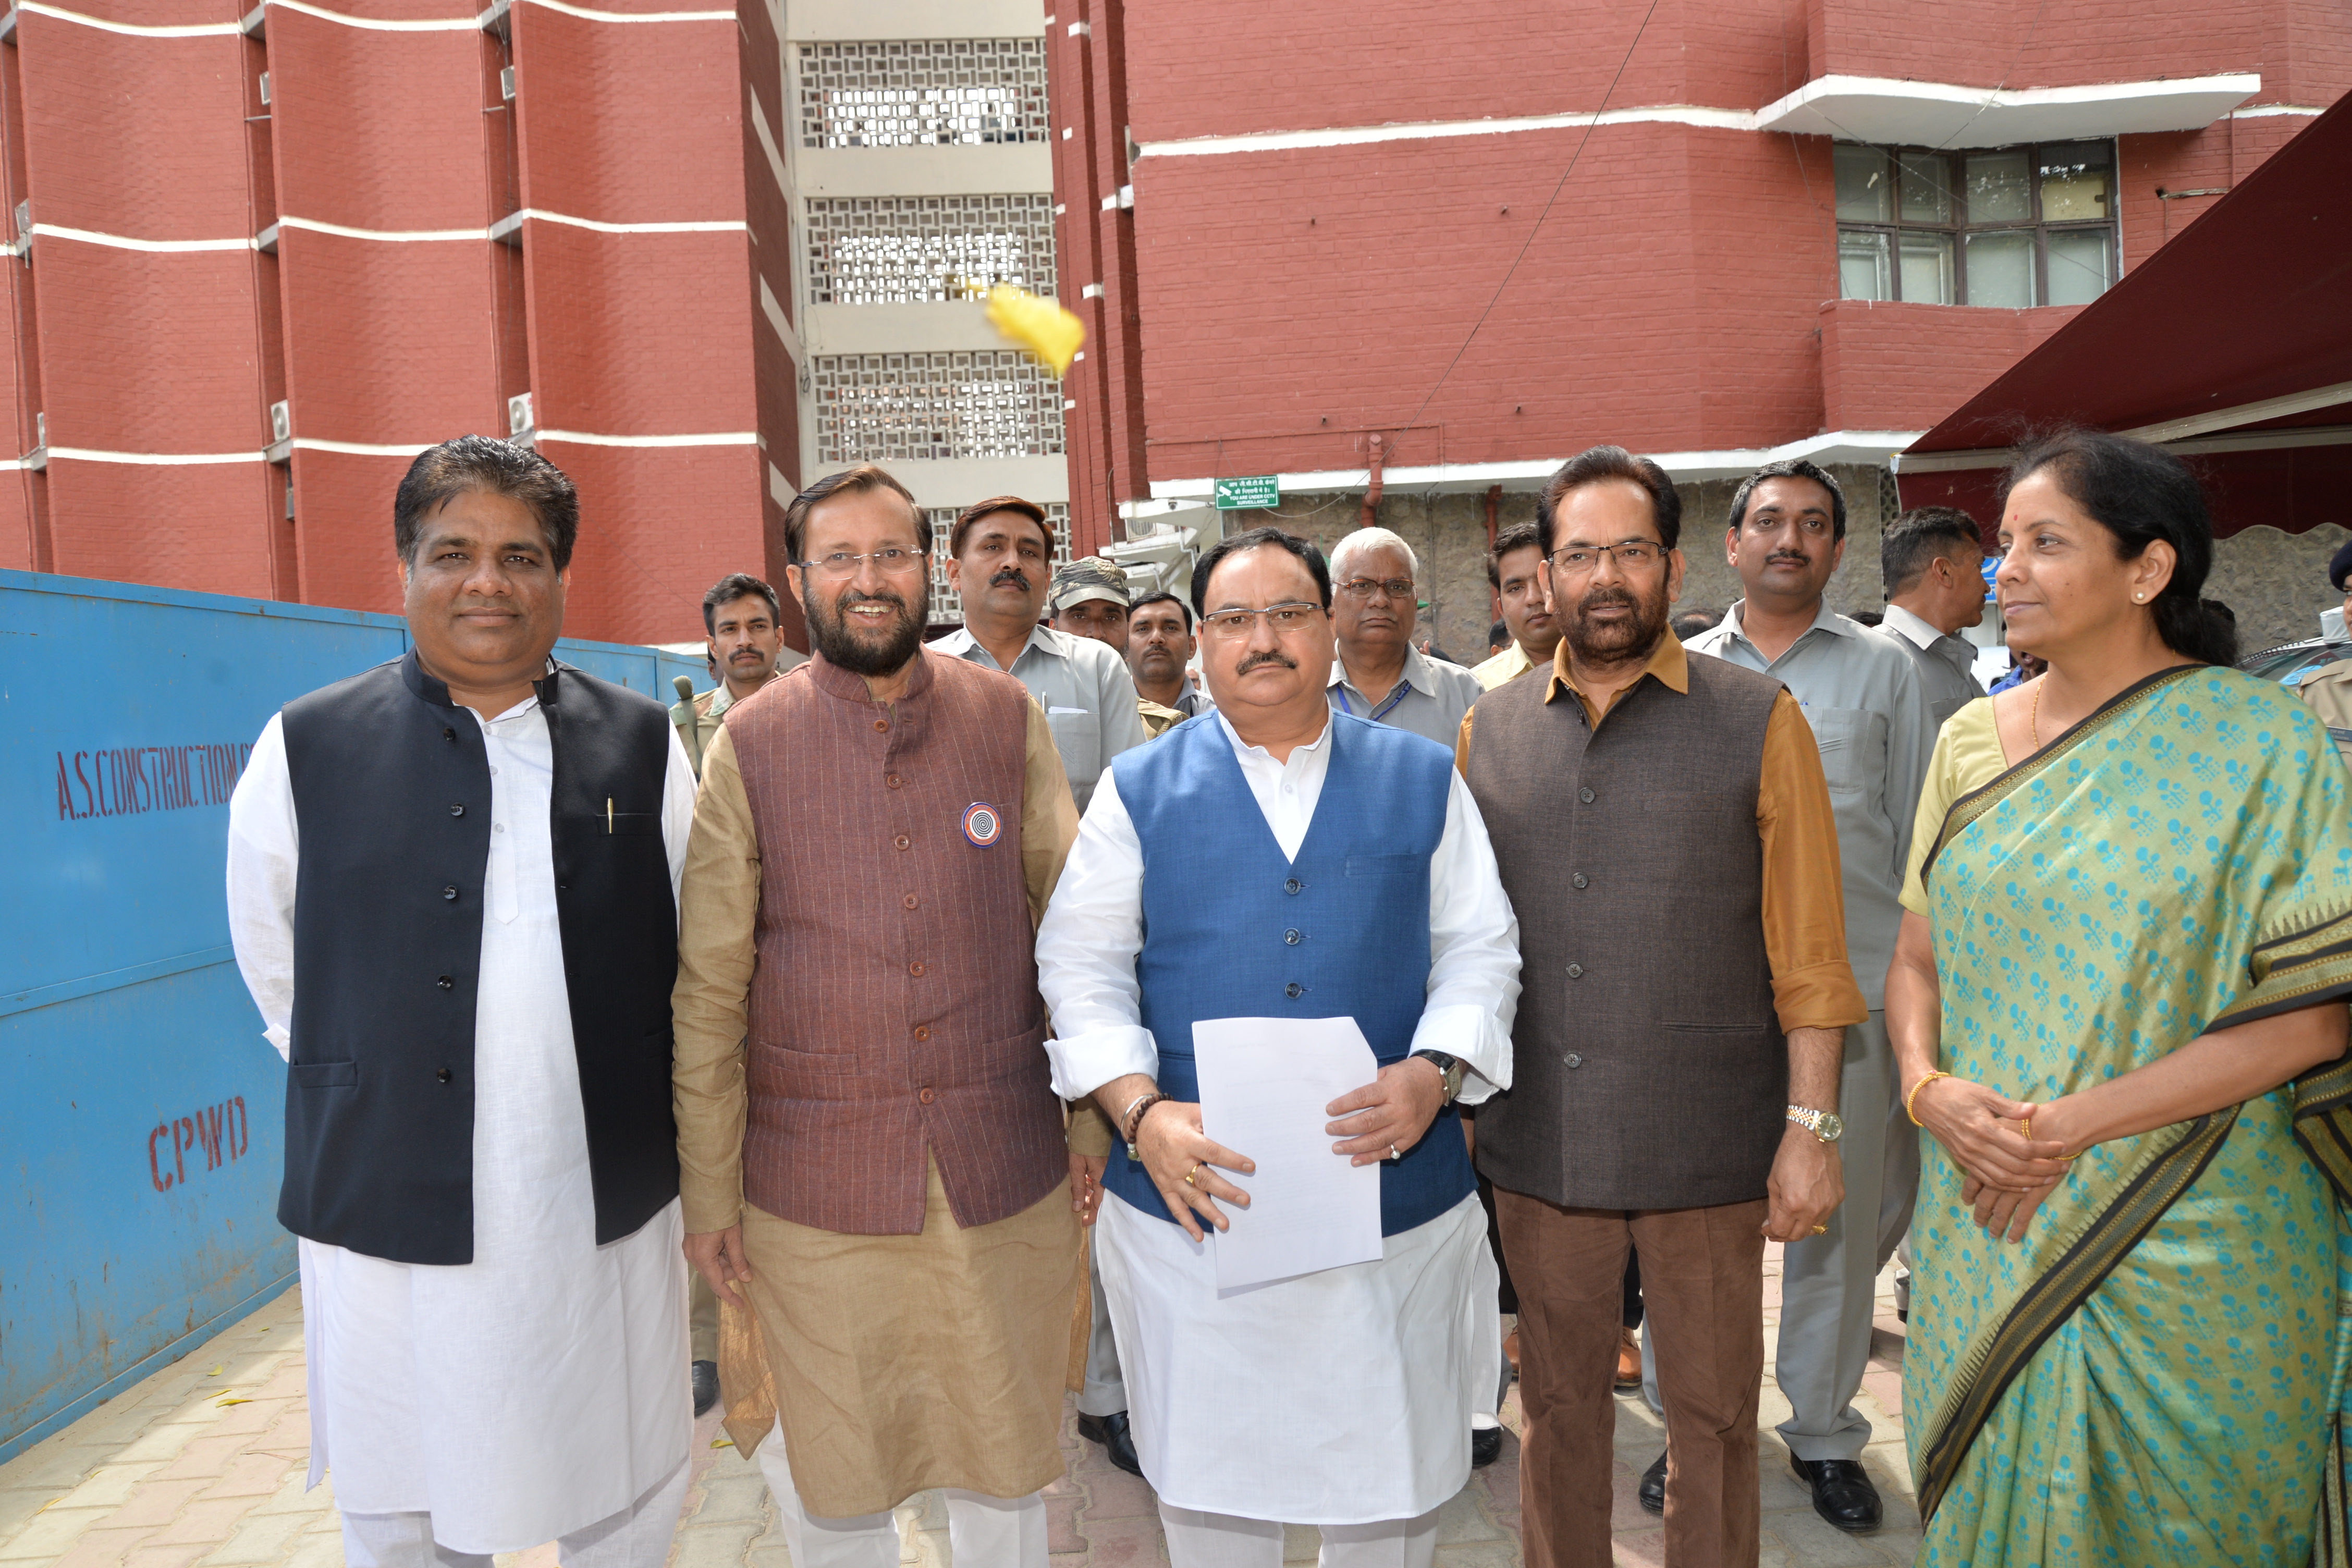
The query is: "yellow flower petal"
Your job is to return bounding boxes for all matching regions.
[216,1396,251,1407]
[710,1437,735,1449]
[985,285,1085,376]
[207,1365,223,1377]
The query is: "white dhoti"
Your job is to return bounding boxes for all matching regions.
[1095,1189,1499,1528]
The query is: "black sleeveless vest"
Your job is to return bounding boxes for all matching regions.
[278,651,679,1264]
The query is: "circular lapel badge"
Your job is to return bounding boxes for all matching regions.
[962,801,1003,848]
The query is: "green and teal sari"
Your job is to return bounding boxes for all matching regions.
[1905,666,2352,1567]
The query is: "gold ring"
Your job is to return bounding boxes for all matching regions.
[1183,1162,1200,1187]
[1809,1224,1828,1235]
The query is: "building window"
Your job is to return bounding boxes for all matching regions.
[797,40,1050,149]
[1834,140,2115,309]
[806,194,1057,304]
[923,503,1071,623]
[812,351,1067,465]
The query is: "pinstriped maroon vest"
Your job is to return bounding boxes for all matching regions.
[727,647,1066,1236]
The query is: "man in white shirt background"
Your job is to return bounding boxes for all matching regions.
[934,497,1148,814]
[1875,506,1989,724]
[1035,524,1520,1568]
[1325,526,1484,745]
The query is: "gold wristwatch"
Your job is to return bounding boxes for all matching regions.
[1787,1104,1845,1143]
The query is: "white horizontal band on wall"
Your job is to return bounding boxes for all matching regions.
[290,437,438,457]
[265,0,474,31]
[536,430,758,448]
[276,215,489,243]
[15,2,240,36]
[40,447,261,465]
[1141,104,1756,158]
[505,0,733,22]
[29,224,251,253]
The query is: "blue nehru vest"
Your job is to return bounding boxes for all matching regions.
[1105,710,1474,1236]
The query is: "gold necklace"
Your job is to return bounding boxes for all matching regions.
[2030,680,2042,750]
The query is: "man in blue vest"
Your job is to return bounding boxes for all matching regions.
[1036,526,1521,1568]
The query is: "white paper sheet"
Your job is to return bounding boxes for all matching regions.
[1192,1015,1384,1291]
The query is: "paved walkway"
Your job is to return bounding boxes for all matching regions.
[0,1249,1919,1568]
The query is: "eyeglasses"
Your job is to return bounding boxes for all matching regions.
[1337,577,1416,602]
[799,549,927,580]
[1199,601,1324,640]
[1549,540,1665,575]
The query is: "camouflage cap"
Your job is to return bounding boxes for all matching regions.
[1049,555,1132,613]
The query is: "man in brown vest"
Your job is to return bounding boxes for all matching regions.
[1456,446,1866,1568]
[670,463,1104,1568]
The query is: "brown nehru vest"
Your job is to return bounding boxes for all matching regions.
[726,647,1065,1235]
[1462,650,1788,1211]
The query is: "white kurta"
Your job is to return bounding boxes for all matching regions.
[227,693,697,1554]
[1035,713,1522,1524]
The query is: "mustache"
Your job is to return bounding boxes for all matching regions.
[990,568,1030,591]
[1576,587,1637,614]
[1236,650,1297,675]
[1766,553,1809,567]
[836,586,909,616]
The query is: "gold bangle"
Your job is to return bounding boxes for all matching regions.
[1905,1071,1953,1126]
[2023,1113,2082,1161]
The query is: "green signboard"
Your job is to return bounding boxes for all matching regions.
[1213,475,1280,510]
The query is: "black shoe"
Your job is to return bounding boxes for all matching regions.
[1638,1450,1666,1514]
[1471,1425,1503,1468]
[1790,1454,1882,1533]
[692,1359,720,1418]
[1077,1410,1143,1477]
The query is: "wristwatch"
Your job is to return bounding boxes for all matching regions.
[1411,1050,1466,1106]
[1787,1104,1845,1143]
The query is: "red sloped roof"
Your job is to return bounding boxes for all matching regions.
[1907,93,2352,454]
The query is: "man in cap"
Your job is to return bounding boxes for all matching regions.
[1051,558,1191,739]
[227,436,695,1568]
[935,503,1148,814]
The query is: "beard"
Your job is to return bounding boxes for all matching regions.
[808,578,928,677]
[1562,575,1671,668]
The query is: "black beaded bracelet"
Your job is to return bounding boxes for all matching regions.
[1121,1091,1170,1161]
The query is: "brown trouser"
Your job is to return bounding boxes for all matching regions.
[1496,1189,1769,1568]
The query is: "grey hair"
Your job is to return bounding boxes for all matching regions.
[1329,526,1419,583]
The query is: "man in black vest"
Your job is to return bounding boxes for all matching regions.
[226,435,697,1568]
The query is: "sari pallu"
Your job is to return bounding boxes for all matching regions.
[1903,666,2352,1568]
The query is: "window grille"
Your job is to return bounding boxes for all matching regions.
[806,194,1057,304]
[812,352,1066,465]
[798,39,1050,149]
[1834,140,2116,309]
[923,503,1071,624]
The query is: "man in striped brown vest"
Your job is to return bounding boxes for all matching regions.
[671,464,1105,1568]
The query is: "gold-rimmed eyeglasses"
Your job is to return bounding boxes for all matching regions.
[799,549,928,580]
[1199,601,1324,640]
[1337,577,1416,603]
[1549,540,1666,575]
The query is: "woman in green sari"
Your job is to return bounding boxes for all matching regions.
[1889,429,2352,1568]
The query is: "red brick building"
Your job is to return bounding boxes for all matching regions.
[1049,0,2351,653]
[0,0,798,648]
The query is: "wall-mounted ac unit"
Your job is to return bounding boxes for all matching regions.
[269,400,291,444]
[508,392,534,440]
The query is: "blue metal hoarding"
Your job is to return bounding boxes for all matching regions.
[0,569,705,1462]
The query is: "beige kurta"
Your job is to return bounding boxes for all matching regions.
[673,700,1107,1516]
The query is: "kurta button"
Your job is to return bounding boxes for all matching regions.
[1564,1052,1584,1069]
[437,975,453,989]
[886,773,904,789]
[902,893,920,910]
[874,719,889,733]
[442,885,459,901]
[895,835,911,851]
[1283,878,1303,895]
[436,1068,452,1083]
[1284,929,1302,945]
[443,727,456,741]
[1572,874,1588,889]
[449,804,465,817]
[1578,787,1595,803]
[1567,963,1584,978]
[918,1087,936,1105]
[909,961,926,977]
[1284,982,1303,998]
[913,1025,931,1042]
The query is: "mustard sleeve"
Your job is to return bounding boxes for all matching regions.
[1755,691,1870,1032]
[671,725,761,1234]
[1901,699,2006,917]
[1022,695,1080,927]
